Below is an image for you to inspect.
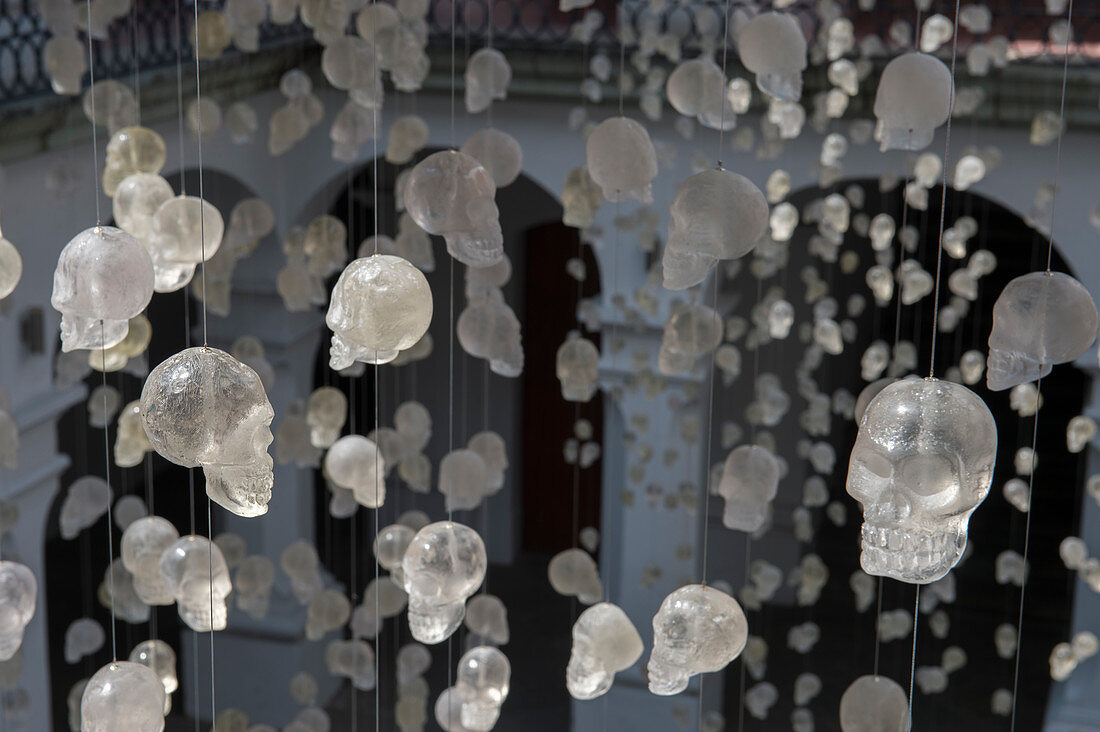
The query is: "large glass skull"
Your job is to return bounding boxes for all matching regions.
[838,674,908,732]
[846,378,997,584]
[80,661,165,732]
[662,168,769,290]
[555,332,599,402]
[141,347,274,518]
[585,117,658,204]
[51,225,155,352]
[718,445,780,532]
[737,12,808,101]
[0,562,36,661]
[147,195,225,293]
[128,640,177,714]
[405,150,503,268]
[873,52,954,152]
[455,645,511,731]
[566,602,643,700]
[986,271,1098,391]
[158,535,232,631]
[647,584,748,695]
[121,516,180,605]
[326,254,433,369]
[402,521,486,644]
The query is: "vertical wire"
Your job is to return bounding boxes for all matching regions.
[447,254,456,728]
[699,271,719,585]
[715,0,732,166]
[174,0,187,195]
[131,0,141,121]
[101,323,117,661]
[192,0,207,347]
[872,576,884,677]
[1009,6,1074,727]
[906,585,921,725]
[925,0,962,378]
[85,0,101,225]
[206,499,216,718]
[450,0,457,148]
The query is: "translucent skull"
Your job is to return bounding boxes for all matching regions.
[647,584,748,695]
[556,332,599,402]
[405,150,503,268]
[102,126,167,197]
[873,52,954,151]
[326,639,376,690]
[548,548,602,604]
[737,12,808,101]
[158,535,232,631]
[281,541,323,605]
[141,347,274,517]
[460,128,523,190]
[99,559,150,623]
[561,166,603,230]
[457,288,524,377]
[395,401,432,453]
[666,56,735,129]
[465,594,509,645]
[112,173,174,242]
[306,589,352,640]
[718,445,780,532]
[51,225,155,352]
[585,117,658,204]
[114,401,154,468]
[128,639,177,714]
[44,35,87,95]
[0,562,36,661]
[324,434,386,508]
[846,378,997,583]
[326,254,433,369]
[986,271,1098,391]
[662,168,769,290]
[121,516,180,605]
[839,674,908,732]
[146,195,225,293]
[307,387,347,449]
[402,521,486,644]
[566,602,643,700]
[439,448,489,511]
[386,115,430,165]
[88,384,120,428]
[234,555,275,619]
[455,645,510,731]
[467,431,507,494]
[80,661,165,732]
[465,48,512,113]
[59,476,112,540]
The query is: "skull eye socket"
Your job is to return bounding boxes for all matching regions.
[897,454,957,498]
[860,452,893,479]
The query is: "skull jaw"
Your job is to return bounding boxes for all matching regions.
[0,630,24,662]
[755,71,803,102]
[408,598,465,644]
[204,463,273,518]
[178,599,227,632]
[60,314,129,352]
[461,702,501,732]
[566,650,612,700]
[985,346,1051,392]
[859,521,967,584]
[329,333,398,371]
[646,657,691,696]
[878,124,934,153]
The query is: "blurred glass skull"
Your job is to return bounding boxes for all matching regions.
[158,535,232,631]
[566,602,643,700]
[647,584,747,695]
[0,561,36,661]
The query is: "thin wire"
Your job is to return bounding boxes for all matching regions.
[715,0,733,165]
[450,0,457,148]
[699,271,719,584]
[926,0,962,378]
[131,0,141,121]
[617,27,625,116]
[206,499,217,719]
[174,0,186,195]
[85,0,101,225]
[906,585,921,726]
[872,576,884,677]
[1044,0,1074,273]
[192,0,208,347]
[100,322,117,661]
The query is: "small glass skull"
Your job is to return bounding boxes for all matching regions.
[647,584,747,695]
[548,548,602,604]
[465,594,509,645]
[454,645,510,731]
[737,12,808,101]
[662,168,769,290]
[102,126,167,197]
[566,602,643,700]
[556,333,599,402]
[59,476,112,539]
[461,128,523,189]
[128,639,177,714]
[326,254,433,369]
[585,117,658,204]
[406,151,503,268]
[838,674,908,732]
[158,535,232,631]
[873,52,954,151]
[80,661,165,732]
[141,347,274,517]
[51,226,155,352]
[0,561,36,661]
[718,445,780,532]
[325,434,386,508]
[465,48,512,113]
[402,521,486,644]
[986,272,1098,391]
[846,378,997,583]
[234,555,275,619]
[147,195,225,293]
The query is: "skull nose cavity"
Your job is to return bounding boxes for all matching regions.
[869,490,910,522]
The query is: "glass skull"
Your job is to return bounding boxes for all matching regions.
[986,271,1099,392]
[140,347,274,518]
[121,516,180,605]
[662,167,769,290]
[718,445,780,532]
[158,535,232,631]
[80,660,165,732]
[402,521,486,644]
[0,561,36,661]
[647,584,748,695]
[405,150,503,268]
[585,117,658,204]
[51,225,155,352]
[838,674,908,732]
[146,195,225,293]
[737,12,808,101]
[325,254,433,369]
[455,645,511,731]
[128,639,177,714]
[873,52,954,152]
[846,377,997,584]
[101,126,167,197]
[555,332,599,402]
[566,602,643,700]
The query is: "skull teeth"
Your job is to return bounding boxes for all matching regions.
[860,523,960,581]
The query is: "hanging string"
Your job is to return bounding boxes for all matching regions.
[85,0,101,225]
[872,576,884,677]
[192,0,208,348]
[450,0,458,148]
[906,585,921,724]
[699,270,719,586]
[617,20,625,117]
[925,0,962,378]
[174,0,187,195]
[715,0,732,166]
[1008,3,1074,727]
[100,323,117,662]
[130,0,141,121]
